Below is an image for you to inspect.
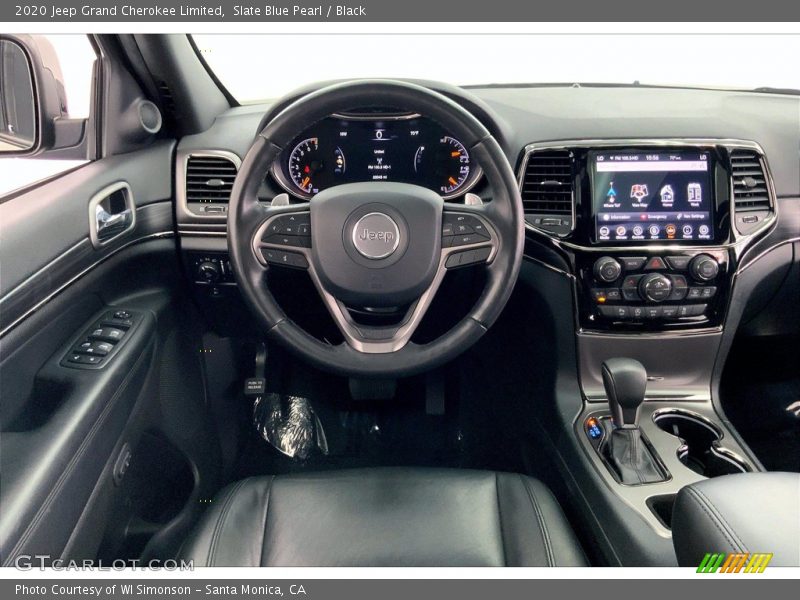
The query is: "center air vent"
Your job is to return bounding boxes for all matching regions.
[730,149,773,236]
[519,149,574,236]
[730,150,770,211]
[185,155,238,204]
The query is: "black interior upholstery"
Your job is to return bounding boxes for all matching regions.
[180,468,587,567]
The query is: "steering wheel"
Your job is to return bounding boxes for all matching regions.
[228,80,524,378]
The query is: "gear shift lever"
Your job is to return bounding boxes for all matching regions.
[601,358,666,484]
[602,357,647,427]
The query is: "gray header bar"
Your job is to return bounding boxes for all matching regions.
[2,579,795,600]
[3,0,800,22]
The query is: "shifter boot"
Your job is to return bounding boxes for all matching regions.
[606,427,665,484]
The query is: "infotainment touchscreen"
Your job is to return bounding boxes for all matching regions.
[592,150,714,243]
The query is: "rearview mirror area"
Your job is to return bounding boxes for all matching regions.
[0,39,36,153]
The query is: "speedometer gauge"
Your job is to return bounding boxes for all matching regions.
[414,136,472,195]
[288,138,346,195]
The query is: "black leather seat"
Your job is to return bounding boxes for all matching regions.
[181,468,587,566]
[672,472,800,567]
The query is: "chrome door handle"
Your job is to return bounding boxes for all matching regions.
[95,205,133,239]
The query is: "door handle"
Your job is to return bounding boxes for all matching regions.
[96,206,132,239]
[89,182,136,248]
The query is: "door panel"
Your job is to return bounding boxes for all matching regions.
[0,141,220,564]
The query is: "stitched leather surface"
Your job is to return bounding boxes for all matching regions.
[672,472,800,566]
[181,468,587,567]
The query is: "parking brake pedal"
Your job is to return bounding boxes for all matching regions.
[244,343,267,397]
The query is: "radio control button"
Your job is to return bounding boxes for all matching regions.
[689,254,719,282]
[665,256,691,270]
[594,257,622,283]
[621,257,647,271]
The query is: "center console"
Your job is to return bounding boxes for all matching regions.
[518,139,777,540]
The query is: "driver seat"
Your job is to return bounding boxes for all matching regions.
[180,468,587,566]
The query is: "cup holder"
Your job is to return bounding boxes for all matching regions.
[653,409,750,478]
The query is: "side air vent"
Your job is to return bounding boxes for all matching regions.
[520,149,574,236]
[730,149,773,236]
[185,155,238,205]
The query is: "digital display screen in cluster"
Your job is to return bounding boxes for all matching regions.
[592,150,714,243]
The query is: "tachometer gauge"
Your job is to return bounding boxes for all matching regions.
[415,136,472,195]
[288,138,346,195]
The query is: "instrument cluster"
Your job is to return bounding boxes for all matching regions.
[271,113,482,200]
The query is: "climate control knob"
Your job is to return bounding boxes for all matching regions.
[197,261,220,284]
[689,254,719,282]
[593,256,622,283]
[639,273,672,303]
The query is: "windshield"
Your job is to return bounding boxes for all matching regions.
[193,34,800,102]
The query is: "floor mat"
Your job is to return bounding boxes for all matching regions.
[721,336,800,472]
[231,340,532,480]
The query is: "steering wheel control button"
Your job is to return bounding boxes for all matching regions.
[450,233,487,247]
[665,255,691,270]
[442,214,491,243]
[352,212,401,260]
[639,273,672,302]
[261,249,309,269]
[263,234,311,248]
[89,327,126,343]
[445,247,492,269]
[621,257,647,271]
[593,257,622,283]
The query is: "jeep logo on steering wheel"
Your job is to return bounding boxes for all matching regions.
[352,212,401,259]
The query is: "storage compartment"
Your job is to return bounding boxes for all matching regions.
[653,409,750,478]
[647,494,676,529]
[97,431,196,562]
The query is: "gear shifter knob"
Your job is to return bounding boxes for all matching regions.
[602,358,647,428]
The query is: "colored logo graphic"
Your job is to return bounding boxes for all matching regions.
[696,552,773,573]
[630,184,649,201]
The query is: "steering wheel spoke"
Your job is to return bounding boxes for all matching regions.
[441,205,498,270]
[253,205,312,270]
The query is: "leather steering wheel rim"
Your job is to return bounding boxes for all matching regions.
[228,79,525,378]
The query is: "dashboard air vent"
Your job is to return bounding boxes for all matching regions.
[185,155,238,204]
[521,150,574,215]
[730,150,771,212]
[519,149,574,236]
